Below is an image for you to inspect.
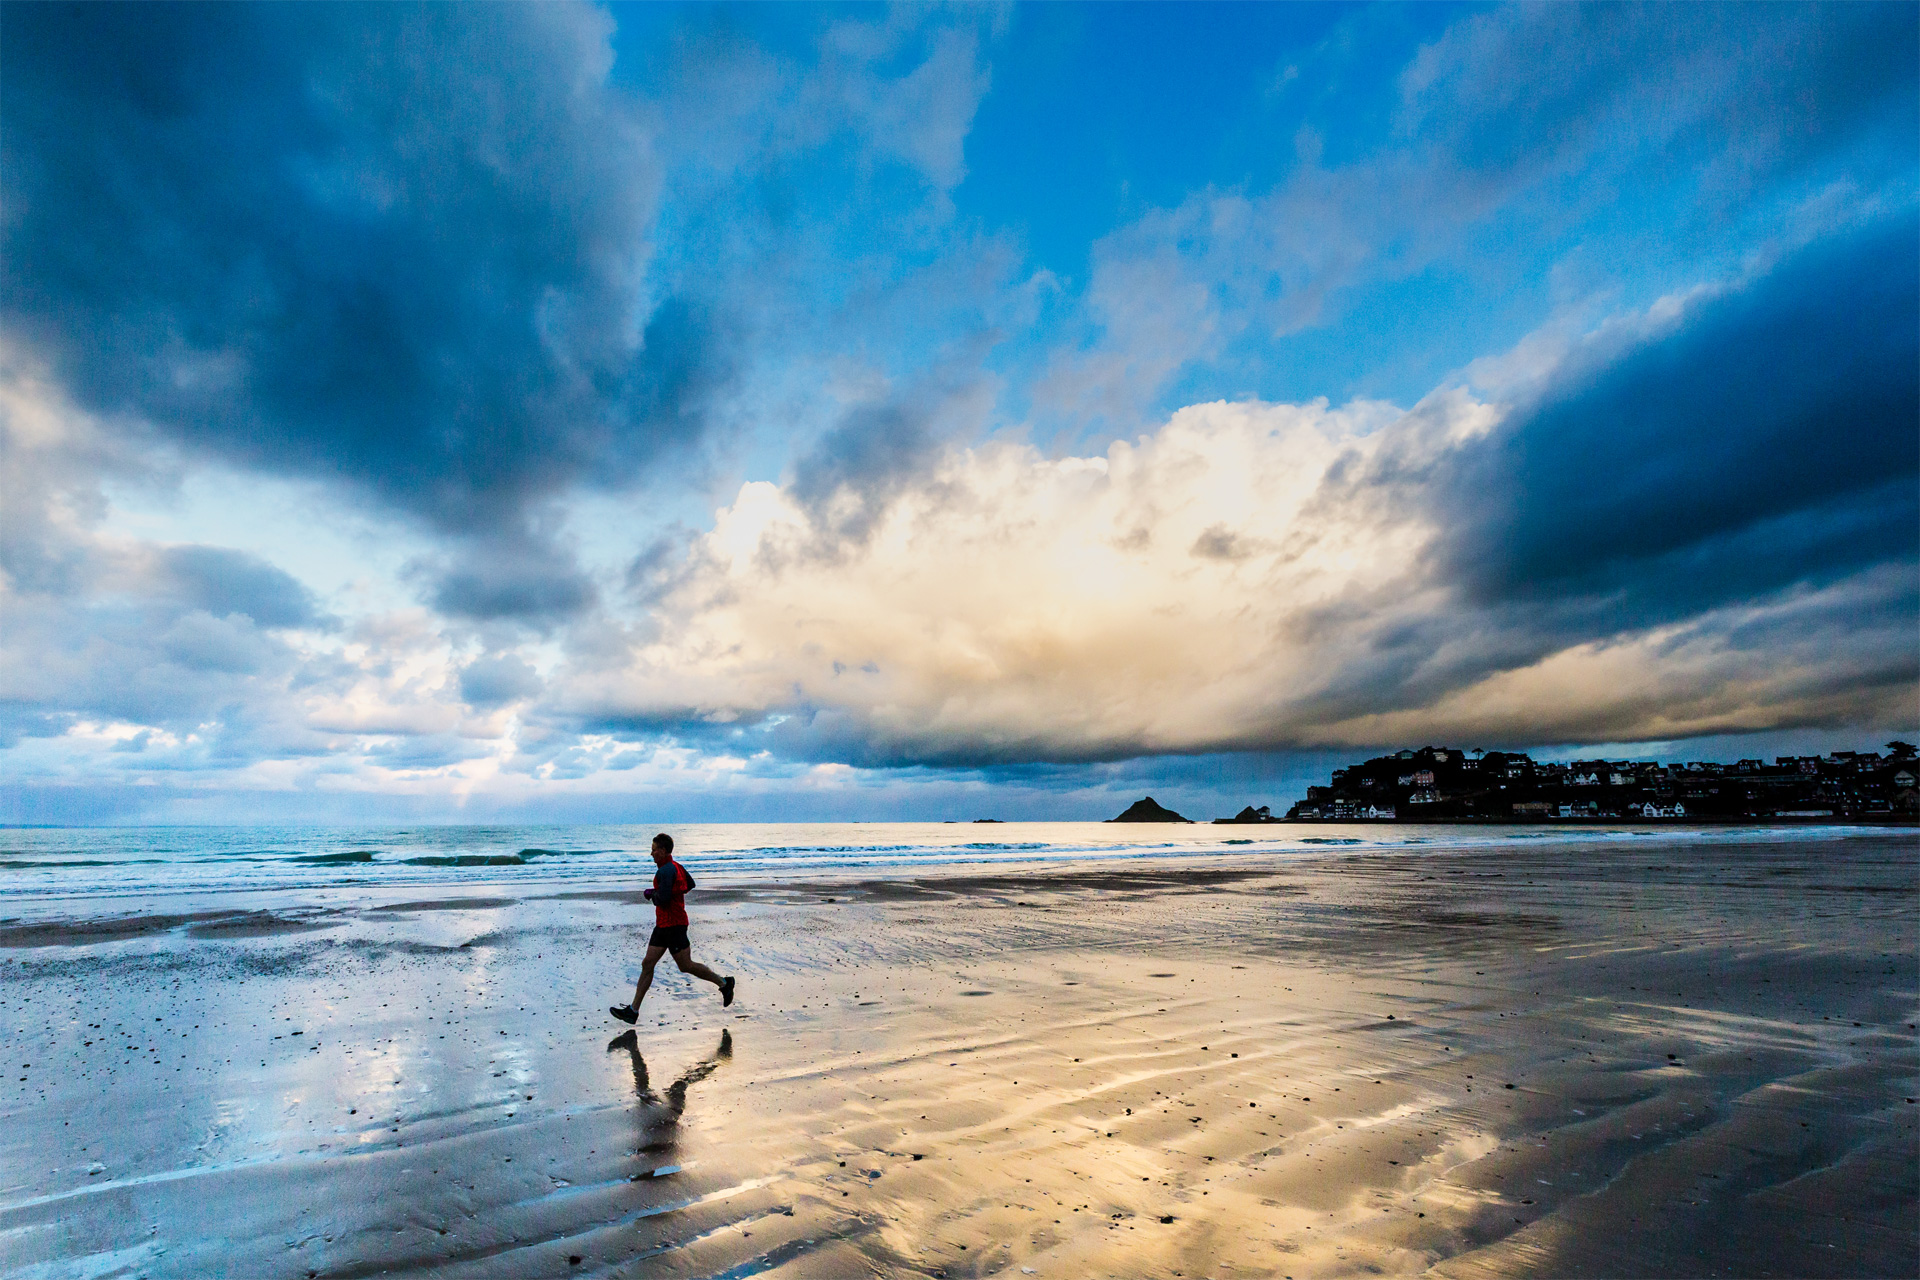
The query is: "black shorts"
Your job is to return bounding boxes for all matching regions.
[646,925,690,953]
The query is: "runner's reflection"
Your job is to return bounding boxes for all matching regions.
[606,1027,731,1156]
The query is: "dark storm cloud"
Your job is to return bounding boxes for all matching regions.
[423,536,597,623]
[570,703,1155,773]
[1286,219,1920,731]
[1,2,725,617]
[158,546,322,629]
[1439,220,1918,618]
[459,654,544,709]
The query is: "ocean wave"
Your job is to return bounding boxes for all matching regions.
[743,845,921,855]
[402,855,528,867]
[0,858,122,869]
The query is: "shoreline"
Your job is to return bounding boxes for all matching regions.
[3,820,1902,908]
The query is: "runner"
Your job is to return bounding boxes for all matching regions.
[610,833,735,1023]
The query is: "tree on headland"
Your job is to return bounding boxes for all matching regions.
[1888,741,1917,759]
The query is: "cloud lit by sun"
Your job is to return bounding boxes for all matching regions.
[2,3,1913,821]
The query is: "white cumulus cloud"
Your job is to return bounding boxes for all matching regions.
[560,394,1492,761]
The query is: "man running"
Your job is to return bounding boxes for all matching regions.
[611,833,735,1023]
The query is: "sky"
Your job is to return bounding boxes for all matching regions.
[2,1,1915,825]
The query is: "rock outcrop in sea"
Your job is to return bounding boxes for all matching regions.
[1108,797,1190,823]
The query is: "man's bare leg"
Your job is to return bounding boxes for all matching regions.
[671,948,724,987]
[628,944,669,1009]
[674,948,737,1006]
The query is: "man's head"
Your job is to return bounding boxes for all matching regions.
[651,832,674,865]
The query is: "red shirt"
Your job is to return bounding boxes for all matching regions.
[652,861,692,927]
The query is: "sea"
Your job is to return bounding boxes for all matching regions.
[0,820,1872,906]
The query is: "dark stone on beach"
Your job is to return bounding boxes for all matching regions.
[1108,797,1191,823]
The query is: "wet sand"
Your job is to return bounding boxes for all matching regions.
[1,833,1914,1278]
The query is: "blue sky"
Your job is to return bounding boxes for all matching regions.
[2,1,1915,824]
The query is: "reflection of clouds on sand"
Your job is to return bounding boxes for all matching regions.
[1,837,1912,1278]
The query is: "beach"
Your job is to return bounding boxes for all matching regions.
[2,828,1914,1278]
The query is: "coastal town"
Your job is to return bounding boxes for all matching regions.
[1109,743,1920,824]
[1275,743,1920,823]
